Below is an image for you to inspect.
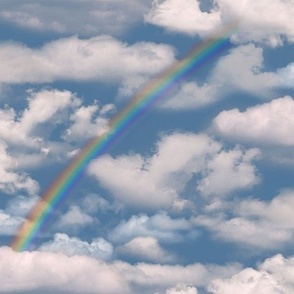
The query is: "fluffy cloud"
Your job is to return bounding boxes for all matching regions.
[145,0,221,37]
[210,44,280,97]
[88,132,260,208]
[0,246,241,293]
[0,89,79,147]
[57,205,95,230]
[0,88,113,170]
[63,103,114,143]
[145,0,294,46]
[193,190,294,249]
[160,81,217,110]
[39,233,113,261]
[109,212,192,244]
[117,236,176,263]
[0,195,39,235]
[0,0,150,36]
[3,246,293,294]
[5,195,38,217]
[165,284,198,294]
[208,254,294,294]
[0,35,175,84]
[213,96,294,146]
[0,246,129,293]
[0,210,22,235]
[0,141,39,195]
[118,261,241,293]
[161,44,292,110]
[277,62,294,87]
[88,133,219,209]
[197,147,260,197]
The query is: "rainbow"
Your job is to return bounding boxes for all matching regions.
[11,24,237,252]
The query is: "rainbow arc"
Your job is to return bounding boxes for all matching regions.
[11,23,237,252]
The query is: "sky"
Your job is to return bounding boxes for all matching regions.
[0,0,294,293]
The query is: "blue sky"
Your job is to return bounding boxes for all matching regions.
[0,0,294,293]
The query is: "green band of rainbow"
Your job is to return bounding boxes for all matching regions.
[11,23,237,252]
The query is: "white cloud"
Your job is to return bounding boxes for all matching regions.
[88,133,220,209]
[0,89,79,147]
[39,233,113,261]
[0,246,129,294]
[80,193,119,214]
[165,284,198,294]
[0,0,150,36]
[0,35,175,84]
[0,210,23,235]
[0,88,113,172]
[57,205,94,230]
[145,0,294,46]
[161,44,292,110]
[109,212,192,244]
[277,62,294,87]
[197,147,260,197]
[210,44,280,97]
[117,236,176,263]
[88,132,260,208]
[193,190,294,249]
[208,254,294,294]
[0,246,242,293]
[160,81,217,110]
[0,141,39,195]
[3,246,293,294]
[213,96,294,146]
[63,103,113,142]
[5,195,38,217]
[21,89,81,136]
[118,261,241,293]
[145,0,221,37]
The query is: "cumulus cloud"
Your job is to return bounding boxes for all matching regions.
[88,132,260,208]
[0,89,79,147]
[0,88,113,171]
[161,44,292,110]
[193,190,294,249]
[0,35,175,84]
[0,196,39,236]
[80,193,121,214]
[208,254,294,294]
[145,0,221,37]
[63,103,114,143]
[0,0,150,36]
[57,205,95,230]
[210,44,280,96]
[0,141,39,195]
[0,246,242,293]
[277,62,294,87]
[109,212,192,244]
[118,260,241,293]
[0,246,129,294]
[0,210,23,235]
[5,195,38,217]
[145,0,294,46]
[213,96,294,146]
[2,246,293,294]
[117,236,176,263]
[88,133,220,209]
[39,233,113,261]
[197,147,260,197]
[160,81,217,110]
[165,284,198,294]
